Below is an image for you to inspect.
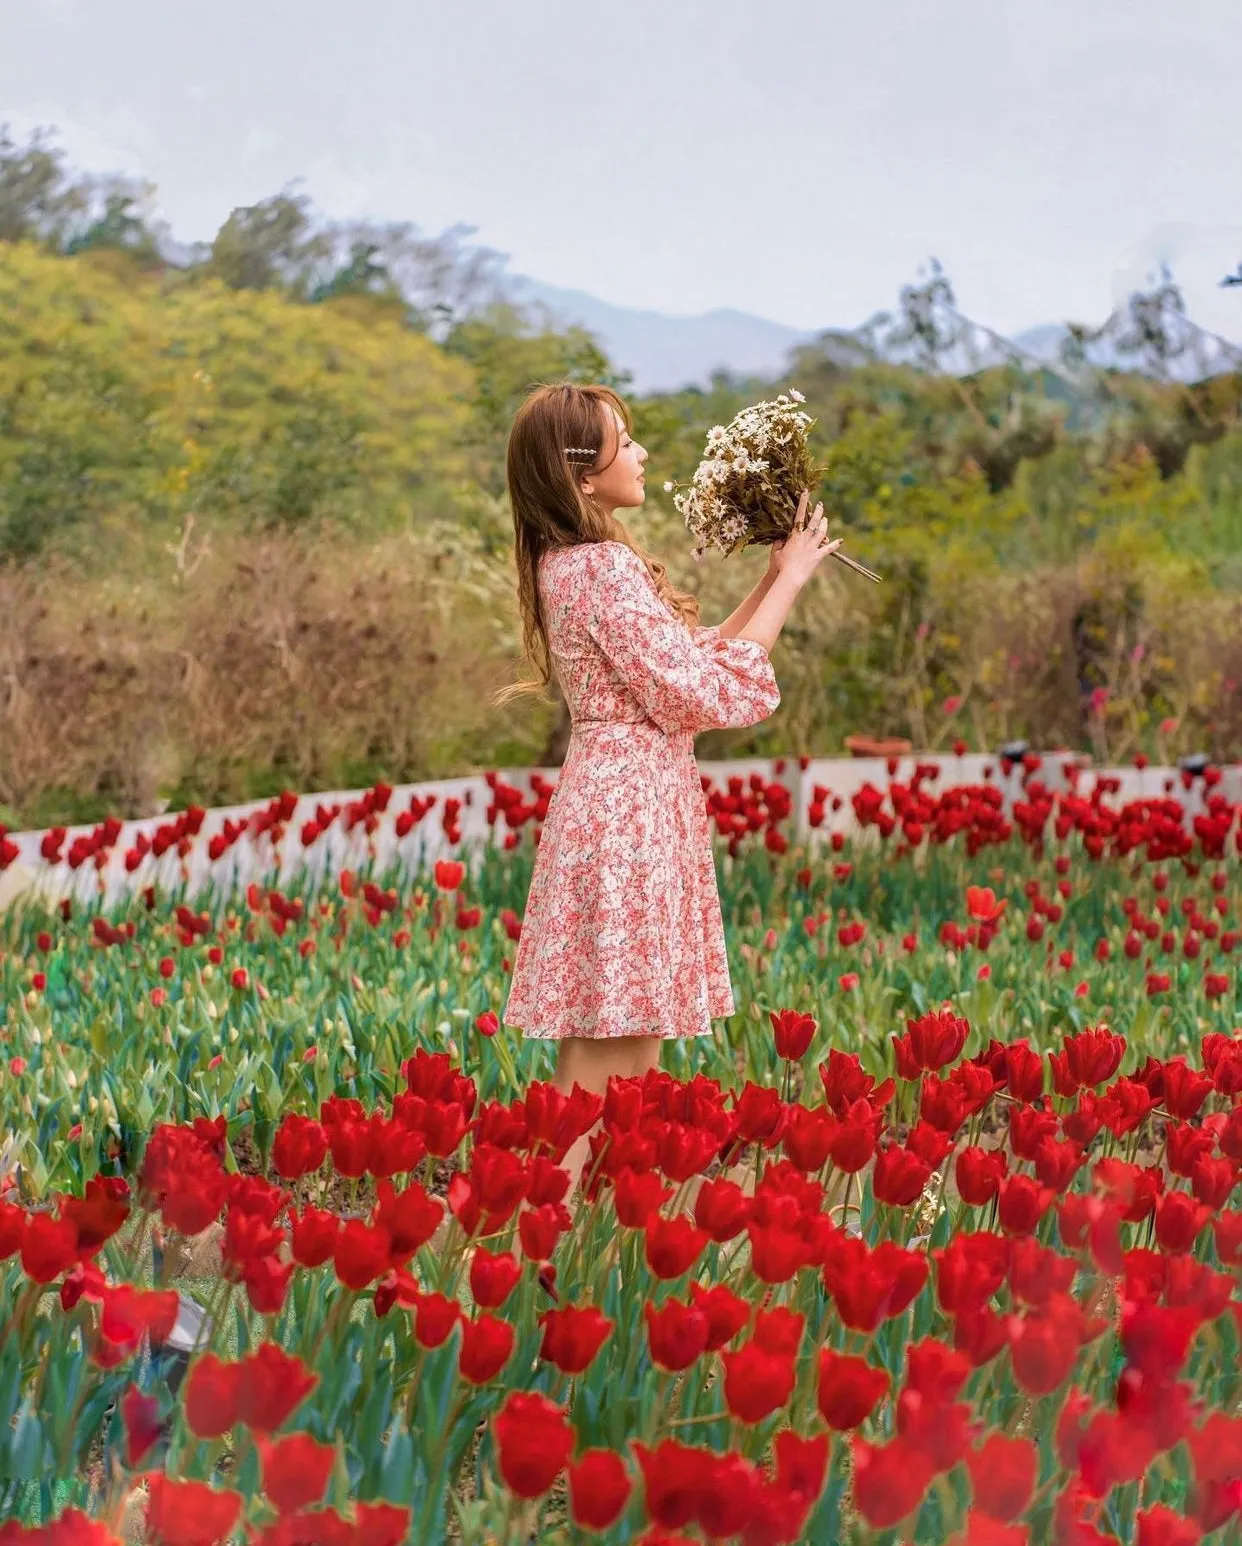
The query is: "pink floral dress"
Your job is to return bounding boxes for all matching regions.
[502,540,781,1041]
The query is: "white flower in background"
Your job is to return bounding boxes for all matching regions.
[790,388,806,403]
[663,480,674,492]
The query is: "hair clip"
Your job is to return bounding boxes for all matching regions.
[564,447,598,461]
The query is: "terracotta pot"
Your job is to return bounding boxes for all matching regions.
[844,734,913,759]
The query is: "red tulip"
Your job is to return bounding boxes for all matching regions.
[433,858,465,890]
[823,1236,928,1331]
[694,1178,750,1242]
[1213,1209,1242,1267]
[469,1248,521,1309]
[851,1436,934,1529]
[1188,1155,1235,1210]
[966,1434,1037,1521]
[721,1339,796,1424]
[1060,1027,1126,1090]
[956,1147,1007,1206]
[816,1350,888,1429]
[1007,1296,1093,1394]
[493,1391,573,1498]
[1136,1505,1206,1546]
[645,1299,710,1372]
[781,1105,838,1171]
[568,1449,632,1531]
[20,1213,79,1284]
[1033,1136,1085,1193]
[614,1168,673,1228]
[697,1451,762,1539]
[271,1114,328,1179]
[689,1282,751,1351]
[1002,1043,1045,1103]
[954,1304,1010,1368]
[143,1478,242,1541]
[894,1007,970,1075]
[997,1176,1054,1237]
[538,1304,613,1374]
[242,1254,292,1316]
[100,1285,179,1352]
[751,1306,804,1359]
[518,1203,566,1262]
[289,1206,340,1268]
[770,1008,817,1060]
[873,1146,932,1207]
[644,1215,708,1280]
[258,1431,335,1515]
[746,1220,811,1284]
[121,1387,162,1469]
[1154,1192,1211,1255]
[1162,1059,1214,1121]
[733,1083,787,1146]
[406,1290,461,1349]
[458,1313,515,1384]
[237,1343,318,1433]
[967,886,1007,923]
[633,1439,706,1530]
[333,1220,392,1291]
[827,1100,881,1173]
[1007,1237,1076,1307]
[1120,1299,1202,1383]
[904,1338,971,1403]
[374,1180,442,1260]
[770,1428,831,1516]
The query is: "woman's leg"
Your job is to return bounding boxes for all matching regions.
[553,1034,664,1198]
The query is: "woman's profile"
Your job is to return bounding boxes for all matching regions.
[493,382,841,1195]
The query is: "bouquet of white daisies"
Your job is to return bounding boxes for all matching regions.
[663,389,880,581]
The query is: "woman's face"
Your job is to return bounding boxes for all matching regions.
[581,408,648,514]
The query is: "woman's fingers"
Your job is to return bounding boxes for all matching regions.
[794,489,810,528]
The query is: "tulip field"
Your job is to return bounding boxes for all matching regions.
[0,759,1239,1545]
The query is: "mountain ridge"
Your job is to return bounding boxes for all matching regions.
[500,273,1242,394]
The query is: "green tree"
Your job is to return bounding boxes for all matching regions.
[0,123,87,247]
[205,188,334,295]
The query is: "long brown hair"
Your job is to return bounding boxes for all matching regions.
[491,381,701,708]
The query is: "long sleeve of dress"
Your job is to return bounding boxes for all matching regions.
[584,542,780,736]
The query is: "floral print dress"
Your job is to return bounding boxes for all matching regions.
[502,540,781,1041]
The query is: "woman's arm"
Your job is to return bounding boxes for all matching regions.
[712,551,780,639]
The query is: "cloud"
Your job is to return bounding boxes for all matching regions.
[4,104,153,178]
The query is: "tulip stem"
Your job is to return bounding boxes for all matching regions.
[661,1410,726,1429]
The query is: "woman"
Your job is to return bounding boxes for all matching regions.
[494,382,842,1195]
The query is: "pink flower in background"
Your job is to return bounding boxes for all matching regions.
[943,696,963,716]
[1088,688,1109,719]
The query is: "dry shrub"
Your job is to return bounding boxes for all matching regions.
[1,510,1237,829]
[0,521,528,825]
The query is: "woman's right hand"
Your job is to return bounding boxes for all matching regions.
[768,490,844,588]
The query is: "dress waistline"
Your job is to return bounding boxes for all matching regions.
[569,718,694,751]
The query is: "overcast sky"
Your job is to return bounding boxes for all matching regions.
[4,0,1240,340]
